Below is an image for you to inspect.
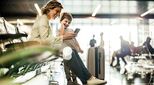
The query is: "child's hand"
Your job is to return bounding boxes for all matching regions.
[79,49,83,53]
[65,32,76,39]
[61,24,65,29]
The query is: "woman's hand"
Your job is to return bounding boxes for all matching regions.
[59,24,65,35]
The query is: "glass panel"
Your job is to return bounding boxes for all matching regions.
[92,18,102,24]
[148,1,154,10]
[92,1,102,5]
[73,1,83,5]
[64,5,73,13]
[63,0,73,5]
[120,19,128,24]
[110,19,120,25]
[111,1,120,7]
[120,7,128,13]
[129,1,137,7]
[73,5,83,13]
[83,5,92,13]
[62,0,139,14]
[72,18,83,25]
[149,19,154,25]
[129,19,137,24]
[111,7,120,13]
[101,6,110,13]
[120,1,128,7]
[102,19,110,24]
[128,7,137,13]
[102,1,110,6]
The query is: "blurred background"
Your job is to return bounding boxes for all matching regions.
[1,0,154,60]
[0,0,154,85]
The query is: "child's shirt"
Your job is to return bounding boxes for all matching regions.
[59,28,80,52]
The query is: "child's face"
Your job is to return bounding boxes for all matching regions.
[61,18,71,29]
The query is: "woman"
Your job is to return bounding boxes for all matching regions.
[29,0,63,49]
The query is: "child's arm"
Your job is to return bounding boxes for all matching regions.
[74,38,83,53]
[58,26,76,40]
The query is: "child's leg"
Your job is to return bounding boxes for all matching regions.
[64,60,73,83]
[71,71,79,84]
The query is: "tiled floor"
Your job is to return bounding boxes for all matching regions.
[105,63,154,85]
[16,58,154,85]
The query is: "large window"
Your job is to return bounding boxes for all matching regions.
[62,0,137,14]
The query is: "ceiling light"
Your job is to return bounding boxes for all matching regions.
[92,4,101,17]
[34,3,42,16]
[140,8,154,17]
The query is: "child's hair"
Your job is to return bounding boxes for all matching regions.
[60,12,73,22]
[41,0,63,15]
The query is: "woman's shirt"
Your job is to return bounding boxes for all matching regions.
[29,14,62,49]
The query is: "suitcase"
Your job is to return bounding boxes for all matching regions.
[87,46,105,79]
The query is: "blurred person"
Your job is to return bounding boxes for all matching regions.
[129,41,136,55]
[116,36,131,65]
[99,32,104,48]
[97,32,105,79]
[143,36,154,54]
[89,35,96,47]
[110,50,118,67]
[129,41,148,56]
[110,36,131,66]
[58,12,107,85]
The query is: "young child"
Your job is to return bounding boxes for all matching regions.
[58,12,106,85]
[58,12,83,85]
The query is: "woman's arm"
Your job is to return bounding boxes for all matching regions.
[59,25,65,36]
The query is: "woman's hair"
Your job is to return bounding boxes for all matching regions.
[41,0,63,15]
[60,12,73,22]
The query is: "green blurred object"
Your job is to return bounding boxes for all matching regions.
[0,40,61,85]
[0,68,9,77]
[0,45,59,65]
[0,44,60,77]
[0,77,21,85]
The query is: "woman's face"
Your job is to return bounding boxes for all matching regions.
[61,18,71,29]
[47,7,62,20]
